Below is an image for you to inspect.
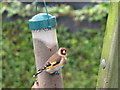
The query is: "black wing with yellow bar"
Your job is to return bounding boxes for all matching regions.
[45,61,60,69]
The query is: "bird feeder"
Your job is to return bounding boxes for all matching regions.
[29,13,64,88]
[29,13,58,48]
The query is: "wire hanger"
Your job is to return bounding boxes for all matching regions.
[35,0,51,29]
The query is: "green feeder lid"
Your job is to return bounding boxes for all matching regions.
[29,13,57,30]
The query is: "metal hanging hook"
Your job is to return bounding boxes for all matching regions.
[43,0,49,16]
[43,0,51,29]
[35,0,38,14]
[35,0,51,29]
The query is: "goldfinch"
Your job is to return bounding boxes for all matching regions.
[31,78,39,89]
[33,47,67,77]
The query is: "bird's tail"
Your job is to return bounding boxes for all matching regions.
[33,68,45,77]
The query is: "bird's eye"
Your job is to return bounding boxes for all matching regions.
[61,50,66,55]
[62,50,66,54]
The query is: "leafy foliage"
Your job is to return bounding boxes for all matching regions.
[72,3,109,22]
[1,2,109,22]
[57,26,104,88]
[2,20,35,88]
[2,19,104,88]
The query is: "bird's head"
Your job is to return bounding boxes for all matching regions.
[58,47,67,56]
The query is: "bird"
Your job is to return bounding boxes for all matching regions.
[31,78,39,89]
[33,47,67,77]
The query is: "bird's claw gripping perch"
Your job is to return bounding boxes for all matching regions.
[54,71,60,75]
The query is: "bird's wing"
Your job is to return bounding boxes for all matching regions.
[44,53,62,69]
[45,57,66,71]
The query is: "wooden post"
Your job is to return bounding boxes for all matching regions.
[29,13,64,88]
[96,2,119,88]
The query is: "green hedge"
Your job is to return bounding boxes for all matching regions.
[2,18,104,88]
[1,2,109,22]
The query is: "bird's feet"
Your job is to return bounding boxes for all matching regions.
[54,71,60,75]
[48,71,60,75]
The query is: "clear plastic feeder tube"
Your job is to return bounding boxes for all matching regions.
[32,28,58,49]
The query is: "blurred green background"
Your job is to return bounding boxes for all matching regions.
[1,2,110,88]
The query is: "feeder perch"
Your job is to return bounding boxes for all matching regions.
[29,13,64,88]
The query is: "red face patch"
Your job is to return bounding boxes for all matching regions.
[61,48,66,51]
